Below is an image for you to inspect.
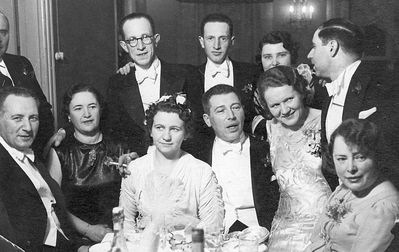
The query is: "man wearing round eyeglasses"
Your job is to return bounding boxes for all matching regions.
[106,13,192,155]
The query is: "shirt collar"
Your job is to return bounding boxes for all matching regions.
[0,60,5,68]
[206,57,231,77]
[0,136,35,162]
[135,57,160,73]
[214,135,248,155]
[325,60,361,97]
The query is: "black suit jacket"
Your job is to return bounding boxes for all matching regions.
[0,145,81,252]
[198,135,279,230]
[105,61,192,155]
[183,60,258,158]
[2,53,54,158]
[319,61,399,189]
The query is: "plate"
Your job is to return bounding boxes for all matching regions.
[239,226,269,243]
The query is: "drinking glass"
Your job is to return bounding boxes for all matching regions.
[205,226,223,252]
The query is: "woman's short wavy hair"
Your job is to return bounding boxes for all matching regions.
[63,84,105,123]
[145,93,194,138]
[257,31,300,65]
[256,65,311,118]
[328,119,393,178]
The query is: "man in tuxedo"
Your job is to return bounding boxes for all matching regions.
[0,87,87,251]
[308,18,399,188]
[200,84,279,232]
[105,13,191,155]
[184,13,258,157]
[0,12,54,158]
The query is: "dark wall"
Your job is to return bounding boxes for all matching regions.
[53,0,117,127]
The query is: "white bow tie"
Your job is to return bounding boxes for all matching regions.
[210,64,230,78]
[222,142,243,155]
[135,67,157,84]
[325,80,343,97]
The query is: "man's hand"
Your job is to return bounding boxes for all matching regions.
[84,224,112,242]
[42,128,66,159]
[117,152,139,177]
[116,62,134,75]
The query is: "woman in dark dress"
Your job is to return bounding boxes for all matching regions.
[47,84,127,243]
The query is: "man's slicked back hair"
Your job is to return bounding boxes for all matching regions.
[318,18,365,58]
[0,87,40,112]
[202,84,242,114]
[200,13,233,37]
[119,12,156,40]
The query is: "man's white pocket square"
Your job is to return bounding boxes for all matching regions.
[359,107,377,119]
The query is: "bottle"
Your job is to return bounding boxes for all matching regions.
[191,228,204,252]
[109,207,129,252]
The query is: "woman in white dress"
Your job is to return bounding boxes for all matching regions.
[257,65,332,251]
[119,93,224,233]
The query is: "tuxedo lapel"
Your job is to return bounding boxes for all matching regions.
[206,138,214,166]
[118,71,146,131]
[321,96,332,144]
[342,63,371,121]
[197,63,206,94]
[159,62,182,95]
[248,136,278,229]
[232,61,245,90]
[2,54,19,82]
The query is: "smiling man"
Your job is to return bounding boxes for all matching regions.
[0,87,87,251]
[0,12,54,159]
[200,84,279,233]
[106,13,192,155]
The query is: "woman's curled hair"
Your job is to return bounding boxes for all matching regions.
[145,93,194,138]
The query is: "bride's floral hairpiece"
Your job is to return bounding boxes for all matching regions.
[144,93,191,126]
[156,93,187,106]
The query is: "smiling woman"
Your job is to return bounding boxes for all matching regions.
[257,65,331,251]
[46,84,127,244]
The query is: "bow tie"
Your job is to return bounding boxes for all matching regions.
[222,142,243,155]
[325,80,343,97]
[135,67,157,84]
[211,65,230,78]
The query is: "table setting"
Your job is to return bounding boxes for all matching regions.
[89,225,268,252]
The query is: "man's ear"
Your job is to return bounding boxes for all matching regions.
[198,36,205,49]
[120,41,129,53]
[230,36,235,46]
[154,33,160,47]
[328,40,339,57]
[203,113,212,128]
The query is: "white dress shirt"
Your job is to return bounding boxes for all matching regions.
[135,57,161,111]
[325,60,361,142]
[204,58,234,92]
[0,60,15,85]
[0,137,66,246]
[211,136,258,232]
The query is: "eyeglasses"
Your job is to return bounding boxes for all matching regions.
[124,35,154,47]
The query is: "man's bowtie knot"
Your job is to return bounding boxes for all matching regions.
[325,80,343,97]
[135,67,157,84]
[222,142,243,155]
[210,64,230,78]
